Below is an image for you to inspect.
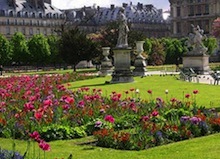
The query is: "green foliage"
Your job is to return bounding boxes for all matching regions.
[59,28,101,71]
[148,38,165,65]
[47,35,62,65]
[10,32,30,65]
[114,115,139,130]
[40,124,87,142]
[28,34,50,66]
[0,34,12,65]
[203,37,218,55]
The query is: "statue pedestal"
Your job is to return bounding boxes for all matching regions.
[99,47,113,76]
[133,57,147,76]
[182,54,210,74]
[110,47,134,83]
[133,41,147,76]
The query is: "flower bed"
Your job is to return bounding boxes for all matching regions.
[0,73,220,153]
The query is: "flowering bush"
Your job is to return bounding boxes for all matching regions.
[1,72,220,152]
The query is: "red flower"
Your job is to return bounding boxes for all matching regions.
[185,94,190,98]
[193,90,199,94]
[34,111,43,120]
[170,98,177,103]
[147,90,152,94]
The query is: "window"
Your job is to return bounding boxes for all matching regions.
[177,7,181,17]
[6,27,10,35]
[177,22,181,33]
[0,10,5,16]
[32,13,35,18]
[17,12,21,17]
[196,5,202,15]
[189,5,194,16]
[22,28,26,35]
[9,11,13,17]
[204,4,209,15]
[6,19,9,25]
[29,28,33,35]
[24,12,28,18]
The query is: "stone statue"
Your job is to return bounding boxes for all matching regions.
[116,7,129,48]
[187,24,207,55]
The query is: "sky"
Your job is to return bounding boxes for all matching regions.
[52,0,170,11]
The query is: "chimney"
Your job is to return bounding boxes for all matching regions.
[8,0,16,8]
[44,0,51,5]
[137,2,143,10]
[38,0,45,8]
[122,3,128,8]
[110,4,114,10]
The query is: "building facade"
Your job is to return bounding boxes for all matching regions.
[169,0,220,37]
[0,0,65,38]
[65,2,171,38]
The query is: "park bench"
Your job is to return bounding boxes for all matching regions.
[210,71,220,85]
[179,67,198,82]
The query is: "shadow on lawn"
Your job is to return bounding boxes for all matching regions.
[68,81,116,89]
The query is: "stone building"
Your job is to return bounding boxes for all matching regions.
[64,2,171,38]
[169,0,220,38]
[0,0,65,38]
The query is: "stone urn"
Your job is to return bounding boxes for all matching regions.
[102,47,110,61]
[133,41,147,76]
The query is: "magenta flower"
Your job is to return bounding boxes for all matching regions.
[78,100,85,108]
[34,111,43,120]
[151,110,159,117]
[29,131,40,141]
[190,116,201,124]
[104,115,115,123]
[64,96,74,104]
[39,141,51,151]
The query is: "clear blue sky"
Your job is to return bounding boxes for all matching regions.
[52,0,169,11]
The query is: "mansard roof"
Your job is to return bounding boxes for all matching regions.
[0,0,64,18]
[66,2,168,25]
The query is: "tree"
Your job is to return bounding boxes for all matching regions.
[59,28,101,71]
[212,17,220,38]
[28,34,50,67]
[148,38,165,65]
[203,37,218,55]
[10,32,30,65]
[47,35,62,67]
[161,38,185,64]
[0,34,12,65]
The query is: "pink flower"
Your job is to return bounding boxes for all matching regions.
[151,110,159,117]
[64,96,74,104]
[78,100,85,108]
[30,131,40,141]
[104,115,115,123]
[34,111,43,120]
[43,99,53,106]
[39,141,51,151]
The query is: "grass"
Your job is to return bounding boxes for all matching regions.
[1,133,220,159]
[68,75,220,108]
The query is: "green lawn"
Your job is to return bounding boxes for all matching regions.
[1,133,220,159]
[68,75,220,108]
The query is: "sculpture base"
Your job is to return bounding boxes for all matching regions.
[99,61,113,76]
[133,56,147,76]
[110,47,134,83]
[182,54,210,74]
